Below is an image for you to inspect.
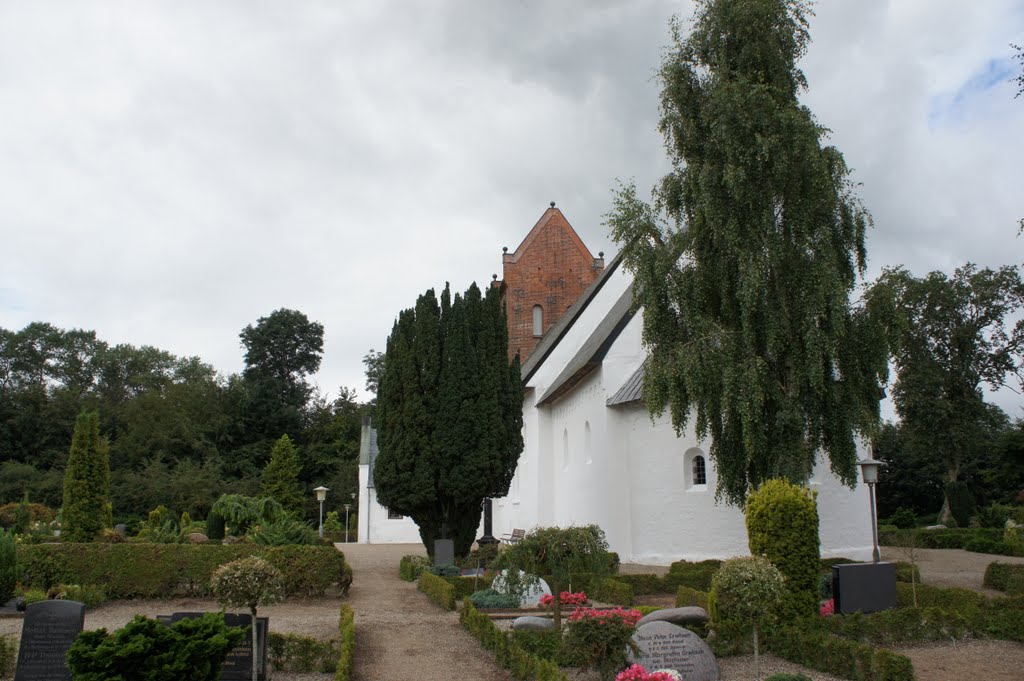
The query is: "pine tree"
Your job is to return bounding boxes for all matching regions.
[62,410,111,542]
[260,434,304,516]
[375,283,523,557]
[607,0,889,505]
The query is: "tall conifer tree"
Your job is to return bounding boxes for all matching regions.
[260,434,304,515]
[608,0,889,505]
[62,410,111,541]
[375,283,523,557]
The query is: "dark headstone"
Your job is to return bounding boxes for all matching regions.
[14,599,85,681]
[169,612,268,681]
[636,606,709,627]
[434,539,455,567]
[832,562,897,614]
[627,621,719,681]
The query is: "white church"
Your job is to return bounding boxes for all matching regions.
[358,206,875,563]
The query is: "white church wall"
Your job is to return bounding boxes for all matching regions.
[357,463,422,544]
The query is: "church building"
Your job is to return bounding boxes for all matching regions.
[359,205,875,563]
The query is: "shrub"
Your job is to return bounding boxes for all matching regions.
[469,588,520,609]
[510,629,563,663]
[746,479,821,620]
[62,410,112,542]
[336,603,355,681]
[0,634,13,679]
[666,560,722,591]
[613,573,664,595]
[563,607,643,680]
[206,508,226,540]
[0,502,56,530]
[965,538,1020,556]
[268,632,338,673]
[675,586,709,610]
[984,562,1024,592]
[251,517,320,546]
[710,556,784,666]
[460,598,568,681]
[399,555,430,582]
[593,577,634,606]
[890,507,916,529]
[211,556,285,681]
[418,572,456,611]
[67,613,246,681]
[460,542,501,570]
[0,529,16,603]
[210,494,286,536]
[765,625,915,681]
[49,583,107,609]
[445,574,494,600]
[976,503,1014,529]
[540,591,588,607]
[893,562,921,584]
[261,434,304,515]
[323,511,343,533]
[427,563,461,577]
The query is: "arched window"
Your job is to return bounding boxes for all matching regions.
[562,428,569,471]
[584,421,592,464]
[692,455,707,486]
[533,305,544,336]
[685,448,707,490]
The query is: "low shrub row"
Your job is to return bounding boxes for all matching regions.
[460,598,568,681]
[894,583,988,612]
[878,527,1002,550]
[0,634,13,679]
[675,586,709,609]
[592,577,634,606]
[444,574,494,600]
[268,633,338,673]
[418,572,456,611]
[766,625,915,681]
[17,544,350,598]
[336,603,355,681]
[667,560,722,591]
[983,562,1024,594]
[399,555,429,582]
[964,539,1024,557]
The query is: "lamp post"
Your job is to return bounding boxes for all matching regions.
[857,457,883,563]
[314,486,329,538]
[345,492,355,543]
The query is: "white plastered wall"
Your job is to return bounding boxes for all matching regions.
[357,463,422,544]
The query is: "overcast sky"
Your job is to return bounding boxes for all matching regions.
[1,1,1022,417]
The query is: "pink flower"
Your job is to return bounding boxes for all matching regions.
[819,598,835,617]
[568,606,643,627]
[539,591,588,607]
[615,665,680,681]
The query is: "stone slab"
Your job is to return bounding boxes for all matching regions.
[511,615,555,631]
[14,599,85,681]
[491,570,552,607]
[636,606,709,627]
[627,621,719,681]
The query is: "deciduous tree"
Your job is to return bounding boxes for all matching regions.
[607,0,888,505]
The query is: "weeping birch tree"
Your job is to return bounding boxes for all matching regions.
[607,0,890,505]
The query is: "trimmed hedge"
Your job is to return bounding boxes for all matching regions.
[878,527,1002,550]
[418,572,456,611]
[0,634,14,680]
[336,603,355,681]
[675,586,709,610]
[444,574,494,600]
[399,555,428,582]
[894,583,988,612]
[612,573,664,595]
[592,577,633,606]
[268,633,338,673]
[667,560,722,591]
[766,626,914,681]
[17,543,350,598]
[460,598,568,681]
[965,539,1024,557]
[983,562,1024,594]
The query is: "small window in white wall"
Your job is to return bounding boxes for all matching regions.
[387,508,403,519]
[685,448,708,491]
[584,421,593,464]
[533,305,544,336]
[562,428,569,471]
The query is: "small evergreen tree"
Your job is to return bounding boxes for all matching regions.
[745,479,820,620]
[211,556,284,681]
[62,411,111,542]
[260,435,303,515]
[710,556,784,680]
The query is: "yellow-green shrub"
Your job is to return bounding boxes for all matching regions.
[336,604,355,681]
[460,598,568,681]
[676,586,709,609]
[418,572,456,611]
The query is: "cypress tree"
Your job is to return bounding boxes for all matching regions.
[62,410,111,542]
[375,283,523,557]
[260,434,304,515]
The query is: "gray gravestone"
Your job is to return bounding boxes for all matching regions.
[14,599,85,681]
[491,570,552,607]
[434,539,455,567]
[511,615,555,631]
[832,562,897,614]
[169,612,268,681]
[627,621,719,681]
[636,606,709,628]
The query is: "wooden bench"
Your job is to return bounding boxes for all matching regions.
[500,528,525,544]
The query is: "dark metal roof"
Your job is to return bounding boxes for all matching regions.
[606,359,647,406]
[521,252,624,384]
[536,285,637,406]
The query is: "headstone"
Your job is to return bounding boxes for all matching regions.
[14,599,86,681]
[434,539,455,567]
[832,562,897,614]
[491,570,552,607]
[636,606,709,628]
[186,532,209,544]
[627,621,719,681]
[114,523,127,536]
[511,615,555,631]
[169,612,268,681]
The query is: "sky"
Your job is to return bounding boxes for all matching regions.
[1,1,1022,417]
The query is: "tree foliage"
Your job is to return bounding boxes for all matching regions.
[260,434,303,515]
[374,282,523,557]
[872,264,1024,522]
[607,0,888,505]
[62,410,111,542]
[210,556,285,681]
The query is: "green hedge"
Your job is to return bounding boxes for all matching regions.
[612,573,664,595]
[460,598,568,681]
[766,626,914,681]
[984,562,1024,594]
[399,555,427,582]
[675,586,709,610]
[667,560,722,591]
[0,634,14,680]
[592,577,633,606]
[268,633,338,673]
[444,574,494,600]
[418,572,456,611]
[878,527,1002,550]
[17,543,350,598]
[892,562,921,584]
[965,539,1024,557]
[894,583,988,613]
[336,603,355,681]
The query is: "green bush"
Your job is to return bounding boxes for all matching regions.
[17,543,350,598]
[48,583,107,609]
[268,632,338,673]
[984,562,1024,592]
[336,603,355,681]
[510,629,563,663]
[67,613,246,681]
[879,527,1002,550]
[710,555,784,661]
[62,411,112,543]
[323,511,343,533]
[251,517,320,546]
[563,607,640,680]
[965,539,1021,556]
[976,503,1014,529]
[890,507,916,529]
[675,586,709,610]
[428,563,461,577]
[205,509,226,540]
[418,572,456,611]
[399,555,430,582]
[469,588,520,609]
[444,574,494,600]
[0,502,56,530]
[460,598,569,681]
[746,479,821,619]
[893,562,921,584]
[765,625,915,681]
[613,573,664,595]
[592,577,634,606]
[666,559,722,591]
[0,529,16,603]
[0,634,14,680]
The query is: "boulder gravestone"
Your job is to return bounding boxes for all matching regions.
[14,599,86,681]
[169,612,268,681]
[491,570,552,607]
[627,621,719,681]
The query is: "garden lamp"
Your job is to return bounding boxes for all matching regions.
[314,486,329,538]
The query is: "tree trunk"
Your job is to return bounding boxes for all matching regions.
[552,579,562,631]
[937,462,959,525]
[250,607,258,681]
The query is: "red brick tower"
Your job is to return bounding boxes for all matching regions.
[496,203,604,361]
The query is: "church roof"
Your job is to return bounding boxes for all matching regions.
[535,284,636,406]
[505,205,597,263]
[521,252,624,384]
[606,359,647,406]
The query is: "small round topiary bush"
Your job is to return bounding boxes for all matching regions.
[709,555,784,676]
[211,556,285,681]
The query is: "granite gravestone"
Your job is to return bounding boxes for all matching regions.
[627,621,719,681]
[169,612,268,681]
[14,599,86,681]
[434,539,455,567]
